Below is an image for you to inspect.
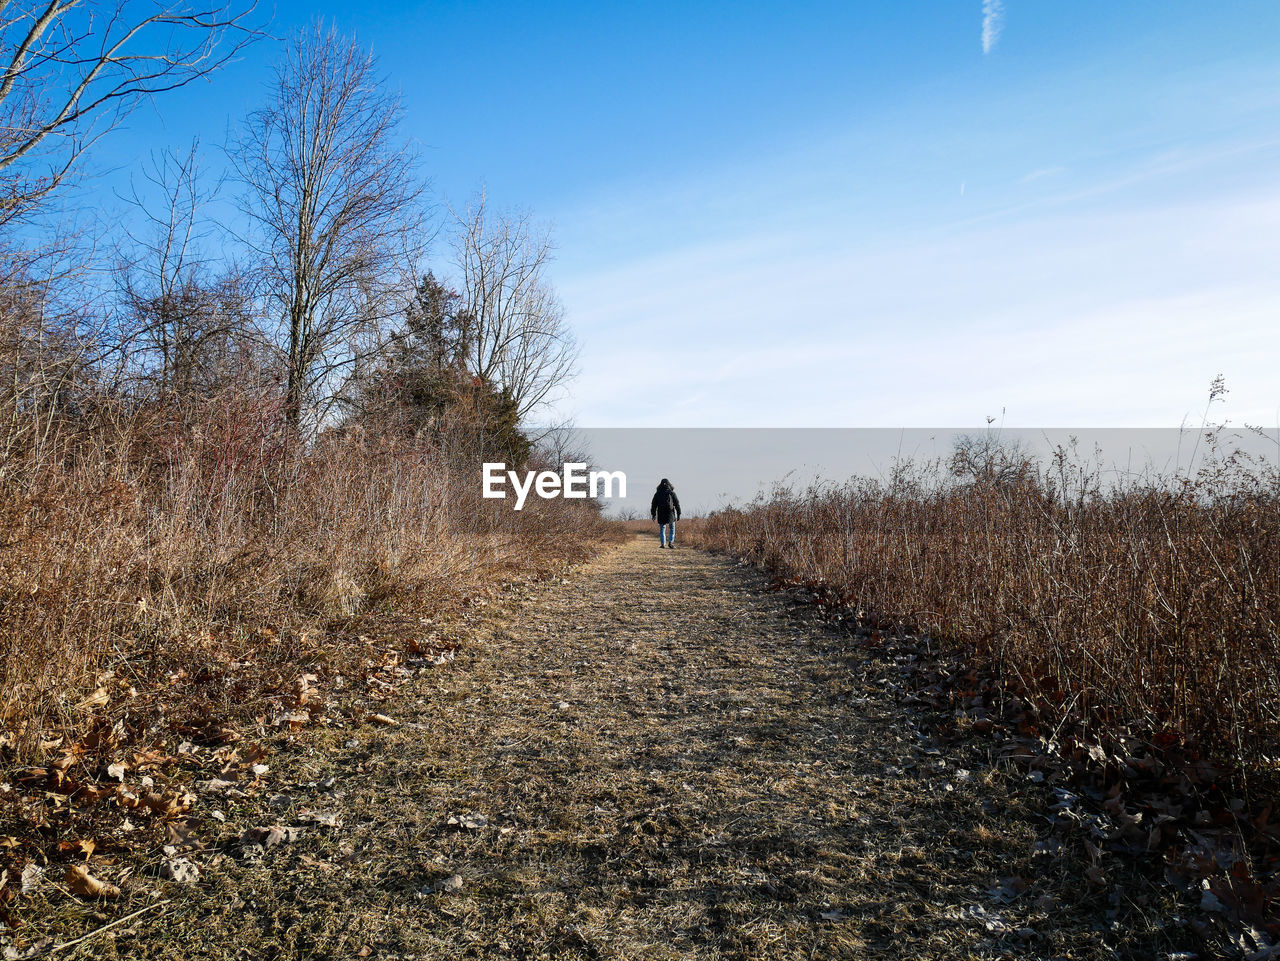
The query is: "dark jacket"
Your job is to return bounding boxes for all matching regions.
[650,480,681,524]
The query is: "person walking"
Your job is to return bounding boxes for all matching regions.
[650,478,681,548]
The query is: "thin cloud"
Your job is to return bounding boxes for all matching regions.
[982,0,1004,54]
[1020,166,1066,183]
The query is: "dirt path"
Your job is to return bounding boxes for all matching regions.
[46,535,1188,959]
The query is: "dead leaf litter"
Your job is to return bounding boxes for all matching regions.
[3,536,1217,958]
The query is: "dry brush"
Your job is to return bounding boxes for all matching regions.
[687,445,1280,777]
[0,393,618,756]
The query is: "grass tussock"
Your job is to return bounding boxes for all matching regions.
[0,393,619,757]
[685,437,1280,777]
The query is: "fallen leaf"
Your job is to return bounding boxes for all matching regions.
[76,783,115,803]
[20,864,42,894]
[424,874,463,894]
[1201,888,1226,913]
[65,864,120,899]
[298,853,337,872]
[161,859,200,883]
[293,675,319,706]
[83,719,126,751]
[195,778,237,794]
[242,744,269,764]
[131,748,170,771]
[77,687,110,711]
[57,839,95,859]
[299,811,340,828]
[241,825,301,848]
[4,939,53,960]
[50,746,83,773]
[266,825,301,847]
[987,875,1029,904]
[165,822,202,850]
[117,788,193,819]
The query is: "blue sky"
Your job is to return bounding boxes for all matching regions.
[82,1,1280,427]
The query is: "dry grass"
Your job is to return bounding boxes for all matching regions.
[684,442,1280,778]
[0,392,620,759]
[7,536,1194,959]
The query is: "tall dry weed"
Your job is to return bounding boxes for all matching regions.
[689,443,1280,774]
[0,392,615,753]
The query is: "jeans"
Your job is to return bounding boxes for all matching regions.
[659,521,675,547]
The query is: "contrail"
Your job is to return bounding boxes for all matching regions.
[982,0,1004,54]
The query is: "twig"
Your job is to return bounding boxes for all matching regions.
[50,899,171,955]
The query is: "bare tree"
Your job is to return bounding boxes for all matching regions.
[232,22,425,430]
[0,1,257,224]
[114,142,254,398]
[0,257,84,468]
[452,194,577,423]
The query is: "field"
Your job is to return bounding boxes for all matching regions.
[3,3,1278,953]
[680,438,1280,943]
[4,424,1279,954]
[684,438,1280,775]
[0,398,620,760]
